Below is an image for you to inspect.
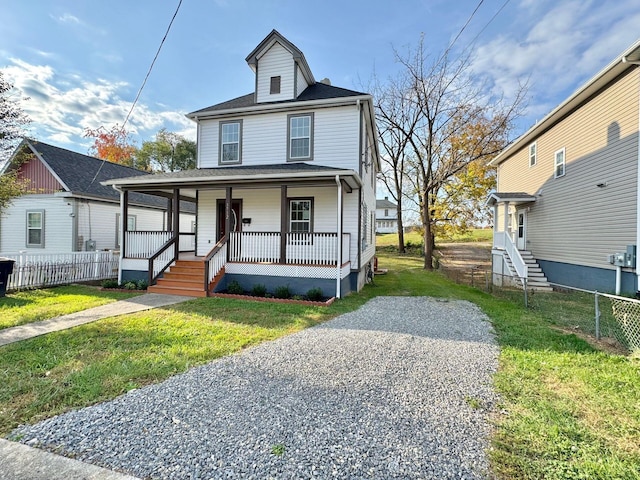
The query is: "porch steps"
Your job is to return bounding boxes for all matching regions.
[147,259,208,297]
[505,251,553,292]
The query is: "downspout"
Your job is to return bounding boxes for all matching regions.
[635,64,640,294]
[336,175,343,299]
[71,199,78,251]
[115,186,125,285]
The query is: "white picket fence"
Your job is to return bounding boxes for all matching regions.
[1,251,119,291]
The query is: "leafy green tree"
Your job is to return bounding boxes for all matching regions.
[135,129,196,172]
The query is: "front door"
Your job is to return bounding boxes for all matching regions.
[516,210,526,250]
[217,200,242,240]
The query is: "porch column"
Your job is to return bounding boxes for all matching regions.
[119,189,128,283]
[503,201,510,236]
[493,203,498,247]
[225,187,232,258]
[166,198,173,232]
[280,186,287,264]
[173,188,179,259]
[335,176,343,299]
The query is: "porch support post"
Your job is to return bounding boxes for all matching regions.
[119,189,128,283]
[280,186,287,264]
[503,201,510,237]
[166,198,173,232]
[173,188,179,259]
[493,203,498,247]
[335,175,343,299]
[225,187,232,258]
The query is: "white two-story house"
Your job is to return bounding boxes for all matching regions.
[376,197,398,234]
[105,30,380,298]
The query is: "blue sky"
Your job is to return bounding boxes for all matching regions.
[1,0,639,158]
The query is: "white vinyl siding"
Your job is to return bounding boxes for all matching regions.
[296,65,309,96]
[197,106,361,171]
[256,42,295,102]
[496,67,639,270]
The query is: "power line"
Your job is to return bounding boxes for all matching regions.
[122,0,183,131]
[446,0,485,53]
[88,0,183,188]
[468,0,511,46]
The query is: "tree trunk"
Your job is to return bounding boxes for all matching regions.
[422,190,433,270]
[396,203,405,253]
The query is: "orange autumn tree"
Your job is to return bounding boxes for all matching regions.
[84,124,139,167]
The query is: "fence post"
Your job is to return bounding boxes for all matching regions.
[18,251,25,289]
[523,277,528,308]
[595,291,601,340]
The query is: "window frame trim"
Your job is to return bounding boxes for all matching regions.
[26,209,45,248]
[287,197,314,234]
[287,113,314,162]
[218,119,243,165]
[554,147,566,178]
[270,76,281,95]
[529,141,537,167]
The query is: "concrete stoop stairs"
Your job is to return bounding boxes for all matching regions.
[147,259,209,297]
[505,250,553,292]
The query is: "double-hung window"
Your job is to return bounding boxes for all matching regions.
[26,210,44,247]
[529,142,537,167]
[554,148,565,178]
[288,113,313,161]
[289,199,312,233]
[219,120,242,164]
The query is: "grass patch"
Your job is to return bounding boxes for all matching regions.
[0,254,638,480]
[0,285,141,330]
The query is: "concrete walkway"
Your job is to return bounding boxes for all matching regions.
[0,439,140,480]
[0,293,192,347]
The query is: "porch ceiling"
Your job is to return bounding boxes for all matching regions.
[487,192,537,206]
[102,163,361,194]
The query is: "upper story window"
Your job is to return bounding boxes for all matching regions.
[287,113,314,161]
[289,198,313,233]
[529,142,537,167]
[385,209,389,216]
[26,210,44,248]
[219,120,242,165]
[270,76,281,95]
[554,148,565,178]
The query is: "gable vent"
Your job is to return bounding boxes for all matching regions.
[320,78,331,85]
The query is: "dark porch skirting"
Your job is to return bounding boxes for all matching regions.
[538,259,638,294]
[215,272,356,298]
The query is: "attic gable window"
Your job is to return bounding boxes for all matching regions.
[287,113,314,161]
[219,120,242,165]
[270,76,281,94]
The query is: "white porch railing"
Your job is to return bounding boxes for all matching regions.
[2,251,119,291]
[125,231,172,258]
[227,232,350,265]
[205,238,228,291]
[495,231,528,279]
[229,232,279,263]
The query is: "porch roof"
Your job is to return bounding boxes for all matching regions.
[102,163,362,194]
[487,192,537,206]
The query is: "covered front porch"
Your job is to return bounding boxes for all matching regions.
[105,164,361,298]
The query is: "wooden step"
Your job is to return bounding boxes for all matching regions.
[150,259,207,297]
[155,278,204,289]
[163,271,205,282]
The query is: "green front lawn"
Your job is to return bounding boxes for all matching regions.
[0,285,142,330]
[1,254,638,479]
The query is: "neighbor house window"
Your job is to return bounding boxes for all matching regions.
[289,199,312,233]
[219,120,242,164]
[287,113,313,161]
[270,76,281,94]
[26,210,44,247]
[554,148,565,178]
[115,214,137,248]
[529,142,537,167]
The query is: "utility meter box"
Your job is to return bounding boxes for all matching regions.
[608,245,636,267]
[85,239,97,251]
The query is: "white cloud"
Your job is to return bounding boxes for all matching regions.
[52,13,82,25]
[2,59,196,150]
[471,0,640,128]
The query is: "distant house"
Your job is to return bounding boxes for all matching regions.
[104,30,380,298]
[0,139,195,254]
[376,197,398,234]
[488,39,640,294]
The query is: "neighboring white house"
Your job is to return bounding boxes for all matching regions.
[376,197,398,234]
[0,139,195,255]
[104,29,380,298]
[488,39,640,294]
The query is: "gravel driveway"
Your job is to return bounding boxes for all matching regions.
[12,296,499,479]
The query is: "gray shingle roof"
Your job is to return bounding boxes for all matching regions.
[22,140,194,212]
[189,83,368,116]
[376,198,397,209]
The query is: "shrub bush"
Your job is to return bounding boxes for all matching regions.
[101,279,119,289]
[273,285,292,299]
[136,280,148,290]
[227,280,244,295]
[306,287,323,301]
[123,282,137,290]
[251,284,267,297]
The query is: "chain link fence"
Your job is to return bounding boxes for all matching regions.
[438,264,640,353]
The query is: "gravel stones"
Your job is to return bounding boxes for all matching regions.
[12,296,500,479]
